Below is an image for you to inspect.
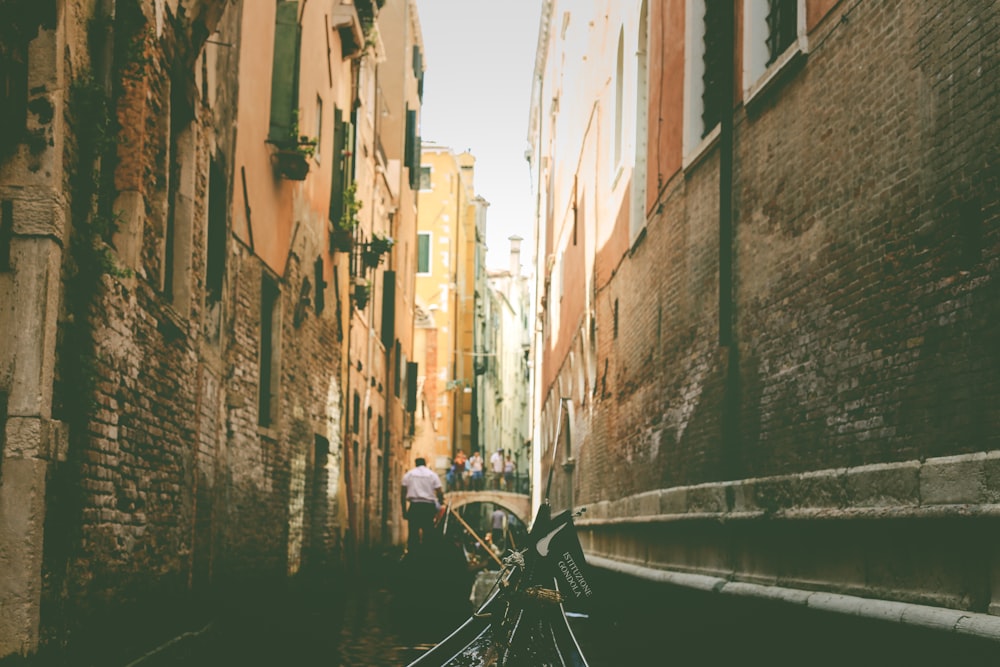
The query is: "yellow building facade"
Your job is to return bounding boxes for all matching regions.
[413,143,483,481]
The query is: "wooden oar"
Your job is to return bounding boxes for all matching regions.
[448,506,504,568]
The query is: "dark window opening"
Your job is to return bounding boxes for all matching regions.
[404,108,420,189]
[394,340,402,397]
[766,0,798,66]
[0,45,28,158]
[353,391,361,434]
[1,200,13,271]
[314,256,327,314]
[206,160,227,303]
[406,361,418,416]
[258,273,280,426]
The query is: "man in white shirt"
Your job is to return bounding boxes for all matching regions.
[401,457,444,551]
[490,449,505,489]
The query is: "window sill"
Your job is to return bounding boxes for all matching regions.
[744,37,808,109]
[682,124,721,174]
[257,425,279,441]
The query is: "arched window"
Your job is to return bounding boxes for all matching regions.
[630,0,650,242]
[614,28,625,169]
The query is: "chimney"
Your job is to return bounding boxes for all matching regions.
[509,235,523,277]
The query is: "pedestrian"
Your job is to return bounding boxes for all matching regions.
[490,449,505,489]
[469,450,484,490]
[401,456,444,551]
[490,507,507,552]
[504,454,515,491]
[453,449,467,490]
[445,457,455,489]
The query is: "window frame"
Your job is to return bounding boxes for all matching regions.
[416,231,431,275]
[742,0,808,106]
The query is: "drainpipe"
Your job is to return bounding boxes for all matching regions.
[719,2,740,481]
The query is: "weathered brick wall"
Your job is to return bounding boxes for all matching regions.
[733,0,999,477]
[557,0,999,511]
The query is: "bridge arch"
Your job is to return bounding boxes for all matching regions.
[444,490,532,525]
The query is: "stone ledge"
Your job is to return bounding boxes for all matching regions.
[576,451,1000,525]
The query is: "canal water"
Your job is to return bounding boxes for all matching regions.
[129,553,998,666]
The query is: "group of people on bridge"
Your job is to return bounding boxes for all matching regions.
[446,449,515,491]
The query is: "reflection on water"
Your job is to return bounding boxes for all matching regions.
[140,551,479,667]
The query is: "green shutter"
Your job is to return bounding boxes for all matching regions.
[329,107,345,223]
[269,1,301,144]
[417,233,429,273]
[403,108,414,173]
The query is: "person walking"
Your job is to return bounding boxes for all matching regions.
[401,457,444,551]
[469,450,484,490]
[504,454,515,492]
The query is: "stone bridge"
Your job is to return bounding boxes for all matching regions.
[444,490,532,524]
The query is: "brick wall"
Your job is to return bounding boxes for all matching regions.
[552,0,999,509]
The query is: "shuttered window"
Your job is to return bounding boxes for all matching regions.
[329,107,356,226]
[701,0,726,138]
[417,232,430,274]
[269,1,301,144]
[404,108,420,189]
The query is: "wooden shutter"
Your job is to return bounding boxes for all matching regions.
[269,1,301,144]
[381,271,395,347]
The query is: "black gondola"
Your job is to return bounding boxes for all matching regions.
[406,501,593,667]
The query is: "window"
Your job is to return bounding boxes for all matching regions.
[0,44,27,158]
[394,340,402,397]
[417,232,431,274]
[613,28,624,169]
[313,256,326,314]
[329,106,356,226]
[163,85,195,313]
[683,0,731,161]
[352,391,361,434]
[268,1,301,144]
[206,160,227,304]
[630,0,650,242]
[0,200,12,271]
[418,166,432,190]
[743,0,806,100]
[259,273,281,426]
[404,108,421,189]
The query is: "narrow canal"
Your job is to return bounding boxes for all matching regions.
[127,554,998,666]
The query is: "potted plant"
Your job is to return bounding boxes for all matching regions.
[361,232,394,269]
[331,182,361,252]
[353,279,371,309]
[270,112,318,180]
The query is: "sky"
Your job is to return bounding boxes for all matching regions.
[415,0,543,273]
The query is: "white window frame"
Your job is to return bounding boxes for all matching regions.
[742,0,808,105]
[682,0,720,169]
[419,165,433,191]
[417,231,432,275]
[630,0,650,243]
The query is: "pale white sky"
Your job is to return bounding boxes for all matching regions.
[415,0,542,273]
